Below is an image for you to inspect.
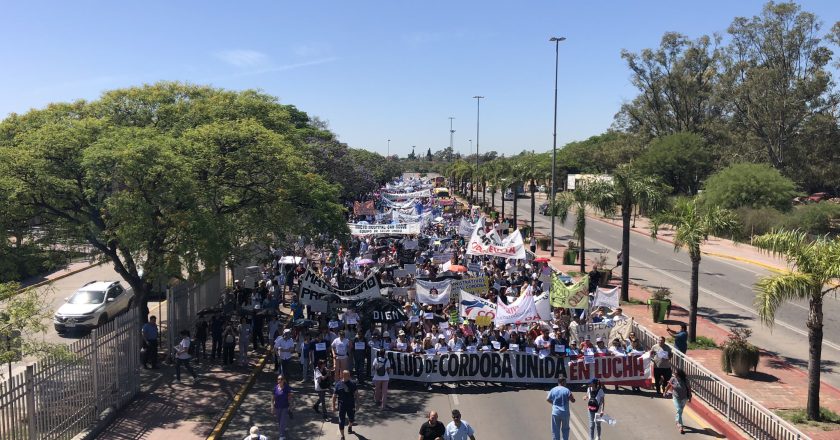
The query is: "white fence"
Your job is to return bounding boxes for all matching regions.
[631,320,808,440]
[0,308,141,440]
[164,270,226,357]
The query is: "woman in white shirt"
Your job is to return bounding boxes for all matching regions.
[371,349,392,410]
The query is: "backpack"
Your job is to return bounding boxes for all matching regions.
[587,389,600,412]
[375,358,387,376]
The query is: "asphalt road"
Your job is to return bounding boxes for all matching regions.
[226,364,720,439]
[486,190,840,389]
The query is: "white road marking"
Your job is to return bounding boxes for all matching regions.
[707,254,766,276]
[569,409,589,439]
[738,283,754,291]
[671,257,689,266]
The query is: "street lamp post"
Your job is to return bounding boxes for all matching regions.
[473,96,484,205]
[387,139,391,158]
[549,36,566,257]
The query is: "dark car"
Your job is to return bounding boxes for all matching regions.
[539,202,550,215]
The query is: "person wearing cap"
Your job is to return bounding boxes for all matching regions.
[444,409,476,440]
[331,330,350,381]
[395,330,409,352]
[594,338,608,355]
[274,328,295,378]
[567,340,580,358]
[243,425,268,440]
[546,376,575,440]
[585,378,605,440]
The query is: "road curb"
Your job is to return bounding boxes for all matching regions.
[207,311,291,440]
[18,261,103,292]
[687,398,748,440]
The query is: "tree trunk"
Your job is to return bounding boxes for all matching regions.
[491,190,495,210]
[688,252,700,342]
[530,183,536,232]
[807,292,824,420]
[501,193,506,221]
[512,189,518,230]
[578,210,586,274]
[620,204,631,302]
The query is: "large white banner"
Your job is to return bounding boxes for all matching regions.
[415,279,452,305]
[567,318,635,344]
[349,222,420,236]
[382,189,430,200]
[495,292,541,325]
[393,211,432,224]
[299,269,381,308]
[459,291,497,320]
[381,198,418,209]
[377,350,651,385]
[466,217,526,260]
[592,286,620,309]
[535,292,553,321]
[458,218,476,237]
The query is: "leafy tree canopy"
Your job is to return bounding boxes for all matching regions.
[701,163,799,211]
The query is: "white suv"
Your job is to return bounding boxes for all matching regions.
[54,281,134,333]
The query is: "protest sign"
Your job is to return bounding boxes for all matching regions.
[495,292,541,325]
[382,189,430,200]
[465,217,526,260]
[452,276,488,296]
[550,274,589,309]
[415,279,452,305]
[568,318,635,344]
[468,262,482,275]
[592,286,620,309]
[349,223,420,236]
[458,218,475,237]
[299,269,381,309]
[375,350,651,385]
[459,291,496,320]
[353,200,376,216]
[534,292,553,321]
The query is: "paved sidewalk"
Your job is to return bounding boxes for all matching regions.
[528,236,840,439]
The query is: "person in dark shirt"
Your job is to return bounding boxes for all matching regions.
[667,323,689,353]
[310,333,329,365]
[332,370,358,439]
[418,410,446,440]
[210,315,224,360]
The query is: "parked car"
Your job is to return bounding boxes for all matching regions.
[503,189,515,200]
[808,192,829,203]
[539,202,550,215]
[54,281,134,333]
[537,184,547,193]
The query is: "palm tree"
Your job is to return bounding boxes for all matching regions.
[753,230,840,421]
[587,165,668,302]
[510,160,531,231]
[651,198,739,342]
[552,183,601,273]
[488,161,505,212]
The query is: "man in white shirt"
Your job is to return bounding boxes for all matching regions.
[444,409,476,440]
[331,330,350,381]
[274,329,296,378]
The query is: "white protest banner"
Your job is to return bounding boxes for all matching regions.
[452,276,488,296]
[466,217,526,260]
[458,218,475,237]
[494,292,541,325]
[459,291,497,320]
[415,279,452,305]
[568,319,634,344]
[593,286,620,309]
[299,269,381,309]
[382,189,431,200]
[535,292,553,321]
[394,211,432,224]
[349,223,420,236]
[381,198,417,209]
[566,354,652,386]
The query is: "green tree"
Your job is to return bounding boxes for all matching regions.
[426,148,433,161]
[552,183,604,273]
[722,1,836,169]
[635,132,715,195]
[651,198,740,342]
[0,282,71,378]
[752,230,840,421]
[588,165,668,302]
[0,83,347,318]
[702,163,799,211]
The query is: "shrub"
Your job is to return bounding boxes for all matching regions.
[735,207,787,240]
[784,203,840,236]
[702,163,799,212]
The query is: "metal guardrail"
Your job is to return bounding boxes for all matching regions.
[0,308,140,440]
[631,321,808,440]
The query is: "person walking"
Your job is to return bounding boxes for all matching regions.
[664,368,692,434]
[238,317,251,366]
[174,329,197,383]
[312,359,331,420]
[222,323,237,365]
[352,333,368,385]
[443,409,476,440]
[331,330,350,381]
[243,425,268,440]
[210,315,224,361]
[585,378,605,440]
[418,410,445,440]
[332,370,358,440]
[141,316,159,369]
[274,329,295,378]
[371,349,392,410]
[272,375,293,440]
[194,315,208,362]
[546,376,575,440]
[650,336,673,395]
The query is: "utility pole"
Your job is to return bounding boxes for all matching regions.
[549,36,566,257]
[387,139,391,158]
[449,117,456,157]
[473,96,484,205]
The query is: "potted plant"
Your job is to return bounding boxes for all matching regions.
[593,253,612,287]
[721,327,760,377]
[563,241,578,265]
[647,288,672,323]
[538,236,551,251]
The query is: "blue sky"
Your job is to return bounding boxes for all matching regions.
[2,1,838,157]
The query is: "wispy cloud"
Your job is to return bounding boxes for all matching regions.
[203,57,340,82]
[402,30,471,46]
[292,43,331,58]
[214,49,269,67]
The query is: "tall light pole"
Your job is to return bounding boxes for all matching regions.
[448,117,456,157]
[473,96,484,204]
[387,139,391,158]
[549,36,566,257]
